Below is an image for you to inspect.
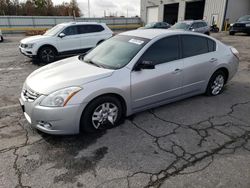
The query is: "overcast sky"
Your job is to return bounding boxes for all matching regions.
[54,0,141,17]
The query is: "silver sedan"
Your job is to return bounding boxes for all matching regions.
[19,29,239,135]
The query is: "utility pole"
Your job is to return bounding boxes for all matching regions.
[88,0,90,18]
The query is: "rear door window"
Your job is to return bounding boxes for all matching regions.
[181,35,209,58]
[78,25,104,34]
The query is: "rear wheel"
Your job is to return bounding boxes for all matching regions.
[206,70,226,96]
[38,46,56,64]
[80,96,124,132]
[0,36,3,42]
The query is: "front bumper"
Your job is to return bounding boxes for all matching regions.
[19,93,86,135]
[19,46,36,58]
[230,27,250,34]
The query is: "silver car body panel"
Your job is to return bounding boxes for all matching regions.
[20,29,239,134]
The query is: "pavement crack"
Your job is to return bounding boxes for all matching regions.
[144,131,250,188]
[13,148,31,188]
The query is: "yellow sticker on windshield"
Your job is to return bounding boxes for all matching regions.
[129,39,144,45]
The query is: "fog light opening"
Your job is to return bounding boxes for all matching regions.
[38,121,52,129]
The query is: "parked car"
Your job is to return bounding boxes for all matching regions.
[171,20,210,35]
[19,22,113,63]
[19,29,239,135]
[139,22,171,29]
[229,15,250,35]
[0,29,3,42]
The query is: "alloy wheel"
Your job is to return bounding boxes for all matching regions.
[41,49,55,63]
[92,102,118,129]
[211,74,225,95]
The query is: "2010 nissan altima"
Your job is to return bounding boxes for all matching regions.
[19,29,239,135]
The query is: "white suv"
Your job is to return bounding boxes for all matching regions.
[19,22,113,63]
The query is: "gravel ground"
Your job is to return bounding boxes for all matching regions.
[0,33,250,188]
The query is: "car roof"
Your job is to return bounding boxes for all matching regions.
[119,29,204,40]
[59,22,104,26]
[179,20,206,24]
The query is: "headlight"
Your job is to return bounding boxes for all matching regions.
[230,23,234,27]
[40,87,82,107]
[22,43,34,49]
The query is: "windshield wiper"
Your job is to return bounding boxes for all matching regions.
[85,59,103,68]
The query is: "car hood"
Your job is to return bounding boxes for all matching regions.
[20,35,52,44]
[234,21,250,24]
[26,56,114,95]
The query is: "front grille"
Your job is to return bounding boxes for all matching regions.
[22,87,40,102]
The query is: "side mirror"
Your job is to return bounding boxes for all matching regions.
[135,60,155,71]
[58,33,66,38]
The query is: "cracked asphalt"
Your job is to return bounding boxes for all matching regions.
[0,33,250,188]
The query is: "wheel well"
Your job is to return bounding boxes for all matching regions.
[97,40,104,45]
[79,93,127,132]
[215,67,229,83]
[37,45,58,55]
[86,93,127,116]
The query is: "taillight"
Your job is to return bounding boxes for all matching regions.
[230,47,239,59]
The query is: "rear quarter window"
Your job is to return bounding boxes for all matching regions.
[207,38,216,52]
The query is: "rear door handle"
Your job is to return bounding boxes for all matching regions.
[209,58,218,63]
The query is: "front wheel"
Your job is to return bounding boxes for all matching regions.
[206,70,226,96]
[80,96,124,132]
[38,46,56,64]
[229,31,235,35]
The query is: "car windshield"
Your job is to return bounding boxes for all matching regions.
[171,22,190,30]
[144,22,156,28]
[43,25,65,36]
[82,35,149,70]
[237,15,250,22]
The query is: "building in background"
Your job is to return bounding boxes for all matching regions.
[141,0,250,30]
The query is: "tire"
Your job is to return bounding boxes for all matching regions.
[38,46,56,64]
[206,70,226,96]
[0,36,3,42]
[229,31,235,35]
[214,28,219,33]
[80,96,124,132]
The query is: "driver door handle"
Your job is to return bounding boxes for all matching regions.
[209,58,218,63]
[172,68,182,74]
